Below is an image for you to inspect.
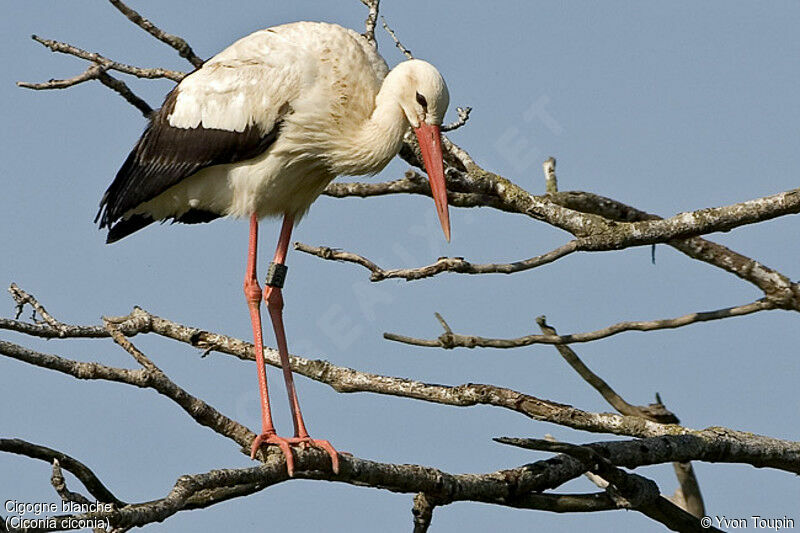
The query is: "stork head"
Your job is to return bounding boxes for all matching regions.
[390,59,451,241]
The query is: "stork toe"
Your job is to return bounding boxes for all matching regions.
[250,433,339,476]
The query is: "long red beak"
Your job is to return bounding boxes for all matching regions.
[414,123,451,242]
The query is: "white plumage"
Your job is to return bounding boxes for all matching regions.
[99,21,450,240]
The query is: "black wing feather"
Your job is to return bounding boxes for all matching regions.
[96,85,281,240]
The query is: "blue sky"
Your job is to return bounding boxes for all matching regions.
[2,1,799,531]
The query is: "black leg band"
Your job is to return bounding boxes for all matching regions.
[265,262,288,288]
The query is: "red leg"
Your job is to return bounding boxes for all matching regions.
[251,214,339,475]
[245,214,295,470]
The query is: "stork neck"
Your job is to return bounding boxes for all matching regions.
[335,83,409,176]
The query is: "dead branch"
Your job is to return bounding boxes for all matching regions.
[320,173,800,313]
[441,106,472,132]
[535,316,678,423]
[323,163,800,311]
[360,0,380,45]
[0,332,256,453]
[2,289,799,476]
[547,189,800,307]
[326,174,798,305]
[536,316,705,517]
[543,157,558,194]
[412,493,437,533]
[385,299,775,349]
[16,64,107,91]
[293,240,578,281]
[106,0,204,67]
[5,456,628,531]
[5,430,797,532]
[50,459,94,508]
[1,301,693,443]
[381,16,413,59]
[96,72,154,117]
[497,439,720,533]
[26,35,185,81]
[0,439,125,506]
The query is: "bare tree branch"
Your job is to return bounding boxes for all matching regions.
[104,319,159,371]
[441,106,472,132]
[3,292,799,476]
[535,316,678,423]
[0,336,256,453]
[3,305,688,444]
[326,172,799,306]
[16,64,153,117]
[17,457,632,531]
[0,439,125,506]
[671,461,705,519]
[321,172,800,313]
[381,16,414,59]
[16,64,107,91]
[9,283,67,331]
[106,0,204,67]
[11,431,794,533]
[497,439,721,533]
[323,168,800,311]
[450,163,800,252]
[543,156,558,194]
[26,35,185,81]
[412,493,437,533]
[536,316,706,517]
[50,459,94,508]
[385,298,776,349]
[547,189,800,307]
[96,72,154,117]
[360,0,380,45]
[293,240,578,281]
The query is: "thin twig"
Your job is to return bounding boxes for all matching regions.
[104,319,159,370]
[385,299,776,349]
[543,434,610,489]
[360,0,380,45]
[0,439,125,506]
[671,461,705,518]
[29,35,185,81]
[412,493,437,533]
[17,63,107,90]
[51,459,94,506]
[441,107,472,132]
[107,0,204,67]
[294,240,578,281]
[9,282,66,332]
[434,312,452,334]
[17,63,153,117]
[97,72,154,117]
[535,316,678,423]
[381,16,413,59]
[543,157,558,194]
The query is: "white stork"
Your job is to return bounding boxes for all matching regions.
[96,21,451,475]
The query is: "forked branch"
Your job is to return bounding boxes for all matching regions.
[385,299,775,349]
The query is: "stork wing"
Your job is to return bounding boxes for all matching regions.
[96,56,303,236]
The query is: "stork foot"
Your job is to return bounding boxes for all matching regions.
[250,432,339,476]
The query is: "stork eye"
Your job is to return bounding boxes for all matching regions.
[415,92,428,108]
